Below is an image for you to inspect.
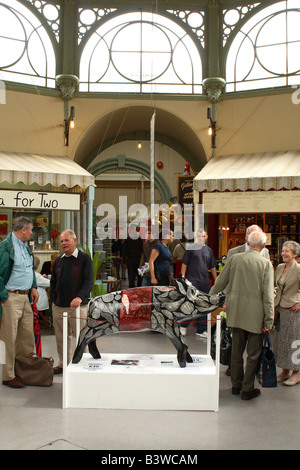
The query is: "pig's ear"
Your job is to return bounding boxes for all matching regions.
[174,275,189,296]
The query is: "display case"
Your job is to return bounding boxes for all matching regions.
[228,214,257,249]
[12,209,53,250]
[227,213,300,260]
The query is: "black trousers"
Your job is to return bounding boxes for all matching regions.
[231,327,263,392]
[127,259,142,288]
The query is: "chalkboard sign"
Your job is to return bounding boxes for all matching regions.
[177,176,194,206]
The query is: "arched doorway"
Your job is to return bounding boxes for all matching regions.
[88,155,172,203]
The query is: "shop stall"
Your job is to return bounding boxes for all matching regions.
[193,150,300,262]
[0,152,95,265]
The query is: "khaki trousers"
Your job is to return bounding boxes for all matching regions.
[231,327,263,392]
[0,292,34,381]
[52,303,88,367]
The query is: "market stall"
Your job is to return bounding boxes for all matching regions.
[0,152,95,260]
[193,150,300,259]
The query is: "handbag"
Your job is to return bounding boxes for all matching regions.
[256,331,277,388]
[211,316,232,366]
[15,353,54,387]
[273,307,280,331]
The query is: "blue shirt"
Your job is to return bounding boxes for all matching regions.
[154,241,171,277]
[5,233,33,291]
[181,243,216,286]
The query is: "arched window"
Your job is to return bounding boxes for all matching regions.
[0,0,57,88]
[226,1,300,92]
[79,11,202,94]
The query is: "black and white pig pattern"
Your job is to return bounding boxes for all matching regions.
[72,276,225,367]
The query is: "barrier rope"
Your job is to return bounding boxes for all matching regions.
[64,310,220,326]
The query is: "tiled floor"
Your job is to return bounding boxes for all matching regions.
[0,282,299,450]
[1,324,299,450]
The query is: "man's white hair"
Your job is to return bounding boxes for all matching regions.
[61,229,77,239]
[248,230,266,248]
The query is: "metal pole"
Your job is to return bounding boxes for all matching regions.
[150,110,156,224]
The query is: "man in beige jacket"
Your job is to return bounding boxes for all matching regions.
[224,224,270,376]
[227,224,269,259]
[210,230,274,400]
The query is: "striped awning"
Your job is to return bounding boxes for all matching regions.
[0,152,94,190]
[194,150,300,192]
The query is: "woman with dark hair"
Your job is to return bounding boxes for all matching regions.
[41,252,59,276]
[149,229,174,287]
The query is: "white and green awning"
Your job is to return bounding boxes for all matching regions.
[194,150,300,192]
[0,152,94,191]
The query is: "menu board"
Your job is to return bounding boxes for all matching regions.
[203,190,300,214]
[178,176,194,206]
[0,189,80,211]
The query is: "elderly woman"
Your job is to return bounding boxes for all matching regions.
[274,240,300,386]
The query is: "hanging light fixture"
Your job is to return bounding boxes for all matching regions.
[64,105,75,146]
[207,107,216,148]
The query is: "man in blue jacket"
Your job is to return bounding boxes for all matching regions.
[0,216,39,388]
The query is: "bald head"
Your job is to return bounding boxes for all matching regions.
[246,224,262,239]
[247,230,267,251]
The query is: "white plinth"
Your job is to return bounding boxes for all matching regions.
[62,312,221,412]
[63,352,220,411]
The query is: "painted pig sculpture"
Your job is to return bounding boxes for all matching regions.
[72,276,225,367]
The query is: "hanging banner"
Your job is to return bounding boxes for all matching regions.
[0,190,80,211]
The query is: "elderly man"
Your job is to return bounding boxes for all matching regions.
[50,229,94,374]
[227,224,269,259]
[210,230,274,400]
[224,224,270,376]
[0,216,39,388]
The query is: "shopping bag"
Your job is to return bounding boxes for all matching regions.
[15,353,54,387]
[256,331,277,388]
[211,316,232,366]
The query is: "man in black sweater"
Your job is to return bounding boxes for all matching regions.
[50,229,94,373]
[123,224,143,288]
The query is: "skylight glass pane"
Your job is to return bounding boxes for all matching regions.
[79,10,202,94]
[0,0,56,87]
[226,2,300,92]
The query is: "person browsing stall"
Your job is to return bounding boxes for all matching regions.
[227,224,269,259]
[224,224,270,376]
[149,229,174,287]
[34,256,51,324]
[123,224,143,288]
[140,227,158,287]
[210,230,274,400]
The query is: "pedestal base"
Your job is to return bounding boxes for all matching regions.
[63,352,220,411]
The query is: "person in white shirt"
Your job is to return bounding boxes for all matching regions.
[34,256,50,322]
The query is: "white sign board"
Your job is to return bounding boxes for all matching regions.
[0,190,80,211]
[203,190,300,214]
